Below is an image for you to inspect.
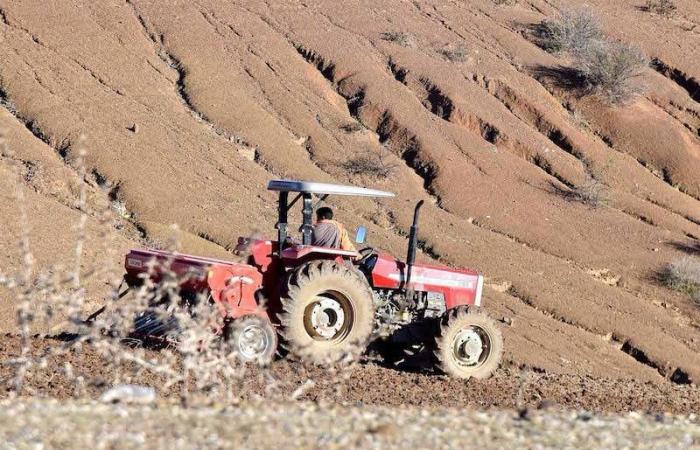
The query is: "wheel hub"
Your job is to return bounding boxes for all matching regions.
[453,328,486,366]
[309,297,346,339]
[237,324,269,359]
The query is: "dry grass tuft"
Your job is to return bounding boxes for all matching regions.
[567,178,609,208]
[437,44,469,63]
[380,31,414,47]
[663,256,700,303]
[339,122,364,133]
[341,149,398,179]
[644,0,676,16]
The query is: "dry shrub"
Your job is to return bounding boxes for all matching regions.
[339,122,363,133]
[539,8,604,55]
[0,136,273,402]
[570,178,609,208]
[663,256,700,303]
[341,150,398,179]
[644,0,676,15]
[578,41,648,104]
[437,44,468,63]
[380,31,414,47]
[537,8,648,104]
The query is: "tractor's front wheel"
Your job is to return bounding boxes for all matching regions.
[435,307,503,380]
[280,260,375,365]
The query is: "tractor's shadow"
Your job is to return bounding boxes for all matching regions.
[365,340,438,375]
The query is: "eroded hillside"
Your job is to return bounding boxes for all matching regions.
[0,0,699,383]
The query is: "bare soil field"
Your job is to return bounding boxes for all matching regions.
[2,336,699,415]
[2,0,699,385]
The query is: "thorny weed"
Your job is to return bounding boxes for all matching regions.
[0,135,368,404]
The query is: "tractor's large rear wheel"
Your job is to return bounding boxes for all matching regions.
[435,307,503,380]
[280,260,375,365]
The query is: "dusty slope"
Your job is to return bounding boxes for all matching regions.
[0,0,698,383]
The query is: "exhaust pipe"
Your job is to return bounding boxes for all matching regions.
[405,200,425,295]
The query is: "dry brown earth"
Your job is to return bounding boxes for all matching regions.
[1,336,699,414]
[0,0,699,386]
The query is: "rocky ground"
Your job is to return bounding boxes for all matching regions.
[1,399,698,449]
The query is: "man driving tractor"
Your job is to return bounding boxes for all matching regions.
[312,207,357,252]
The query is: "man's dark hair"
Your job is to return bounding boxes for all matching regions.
[316,206,334,220]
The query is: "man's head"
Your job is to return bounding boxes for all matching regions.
[316,206,334,221]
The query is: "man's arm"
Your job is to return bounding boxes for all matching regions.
[338,225,357,252]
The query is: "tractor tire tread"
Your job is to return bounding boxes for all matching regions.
[434,306,503,380]
[279,260,375,366]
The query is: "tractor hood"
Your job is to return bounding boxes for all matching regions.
[369,254,483,308]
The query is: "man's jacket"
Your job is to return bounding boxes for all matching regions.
[312,219,357,252]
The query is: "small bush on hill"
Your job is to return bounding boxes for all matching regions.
[578,41,648,104]
[663,256,700,303]
[644,0,676,15]
[341,150,398,178]
[539,8,604,55]
[339,122,363,133]
[536,8,648,104]
[437,44,468,62]
[380,31,413,47]
[570,178,609,208]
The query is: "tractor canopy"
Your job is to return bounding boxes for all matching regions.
[267,179,395,252]
[267,179,395,198]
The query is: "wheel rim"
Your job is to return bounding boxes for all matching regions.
[303,292,354,342]
[237,323,270,360]
[452,326,491,367]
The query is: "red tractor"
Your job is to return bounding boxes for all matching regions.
[121,180,503,379]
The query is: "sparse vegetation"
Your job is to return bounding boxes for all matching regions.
[437,43,468,62]
[539,8,604,55]
[663,256,700,303]
[493,0,517,5]
[644,0,677,16]
[566,104,591,130]
[570,178,609,207]
[339,122,364,133]
[380,31,413,47]
[111,199,130,219]
[0,139,277,403]
[578,41,649,104]
[536,8,649,104]
[341,149,398,178]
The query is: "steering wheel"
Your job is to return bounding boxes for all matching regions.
[358,247,377,264]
